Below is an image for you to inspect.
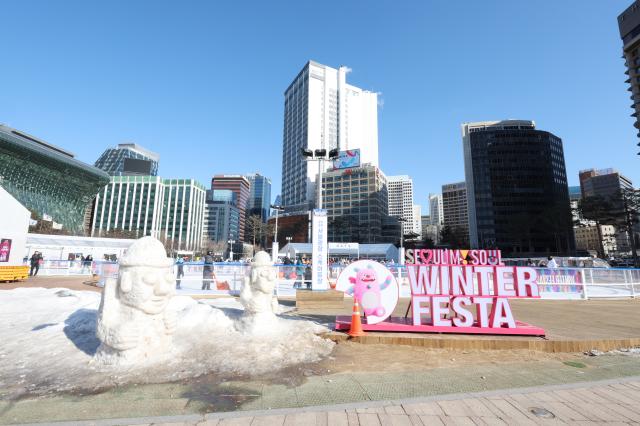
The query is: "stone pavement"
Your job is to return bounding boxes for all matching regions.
[32,376,640,425]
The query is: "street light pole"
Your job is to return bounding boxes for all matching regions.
[270,204,284,244]
[301,148,339,210]
[317,158,323,210]
[228,239,235,262]
[398,217,408,265]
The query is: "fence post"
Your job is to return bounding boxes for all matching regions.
[629,269,636,299]
[583,268,592,300]
[580,269,587,300]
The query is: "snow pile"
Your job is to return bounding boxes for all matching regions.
[0,288,333,398]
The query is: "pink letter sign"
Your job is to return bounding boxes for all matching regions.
[335,249,545,336]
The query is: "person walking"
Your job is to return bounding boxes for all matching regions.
[176,257,185,290]
[29,251,42,277]
[202,251,214,290]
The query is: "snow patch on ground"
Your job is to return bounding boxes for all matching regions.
[0,288,333,398]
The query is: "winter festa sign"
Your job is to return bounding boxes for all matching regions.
[335,249,545,336]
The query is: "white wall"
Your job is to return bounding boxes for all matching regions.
[0,186,30,266]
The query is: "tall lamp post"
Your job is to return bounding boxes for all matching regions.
[300,148,340,209]
[227,239,236,262]
[300,147,339,291]
[271,204,285,243]
[397,217,408,265]
[286,236,293,258]
[270,204,285,262]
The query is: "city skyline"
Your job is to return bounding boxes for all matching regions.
[1,1,639,214]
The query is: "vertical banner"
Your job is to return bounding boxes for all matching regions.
[0,239,12,262]
[311,209,328,290]
[271,241,279,263]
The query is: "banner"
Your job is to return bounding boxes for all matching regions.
[0,239,11,262]
[311,209,328,290]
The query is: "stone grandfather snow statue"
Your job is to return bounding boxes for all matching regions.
[95,236,177,364]
[238,251,280,333]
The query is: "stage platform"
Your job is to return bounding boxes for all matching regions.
[334,316,546,336]
[306,298,640,353]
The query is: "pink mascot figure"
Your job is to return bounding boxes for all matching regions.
[345,264,392,317]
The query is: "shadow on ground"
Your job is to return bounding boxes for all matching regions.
[63,309,100,356]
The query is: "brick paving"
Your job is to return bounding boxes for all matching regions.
[137,377,640,425]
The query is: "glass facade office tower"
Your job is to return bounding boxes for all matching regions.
[211,175,250,242]
[91,176,206,251]
[0,125,109,234]
[441,182,469,246]
[245,173,272,222]
[203,189,240,244]
[95,143,159,176]
[322,165,389,243]
[463,120,574,255]
[281,61,379,213]
[618,1,640,154]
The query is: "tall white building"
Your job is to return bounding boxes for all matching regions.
[281,61,379,212]
[428,193,443,226]
[388,175,418,236]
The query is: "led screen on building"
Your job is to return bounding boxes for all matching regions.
[332,149,360,170]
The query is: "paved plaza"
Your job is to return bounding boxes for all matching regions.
[2,277,640,424]
[13,376,640,425]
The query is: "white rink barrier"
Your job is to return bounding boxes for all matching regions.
[24,261,640,300]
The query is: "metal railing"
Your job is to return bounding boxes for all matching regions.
[23,260,640,300]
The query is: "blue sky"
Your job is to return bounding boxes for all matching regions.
[1,1,638,213]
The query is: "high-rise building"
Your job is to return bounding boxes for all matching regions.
[579,168,634,200]
[0,125,109,234]
[91,176,206,251]
[420,215,431,237]
[428,193,444,226]
[203,189,240,245]
[579,168,634,252]
[441,182,469,246]
[618,1,640,154]
[463,120,574,255]
[420,215,440,244]
[412,204,422,237]
[281,61,379,213]
[322,165,389,243]
[245,173,272,222]
[211,175,250,242]
[387,176,418,236]
[568,186,582,202]
[95,143,159,176]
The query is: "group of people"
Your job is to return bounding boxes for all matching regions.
[526,256,559,268]
[173,252,218,290]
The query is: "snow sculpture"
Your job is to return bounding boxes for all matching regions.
[238,251,279,333]
[95,236,177,363]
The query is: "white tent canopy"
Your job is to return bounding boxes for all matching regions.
[25,233,135,261]
[279,242,398,261]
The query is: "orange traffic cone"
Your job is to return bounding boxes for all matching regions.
[348,298,365,337]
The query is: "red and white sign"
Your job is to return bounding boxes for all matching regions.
[335,249,545,336]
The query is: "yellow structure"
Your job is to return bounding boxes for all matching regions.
[0,266,29,282]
